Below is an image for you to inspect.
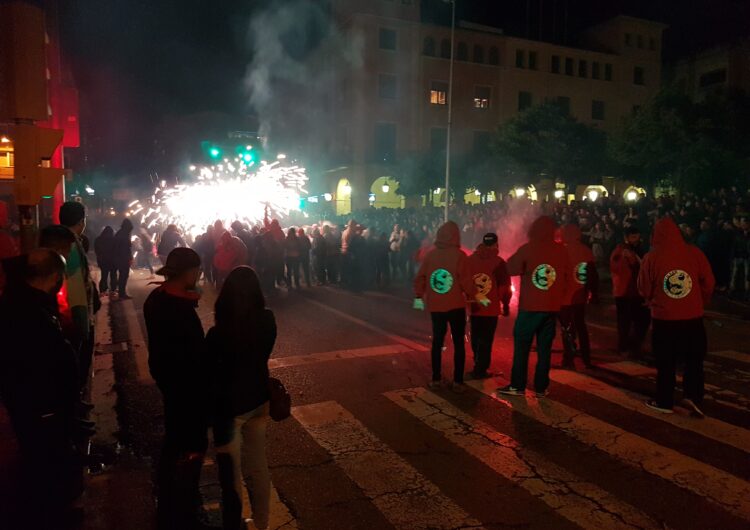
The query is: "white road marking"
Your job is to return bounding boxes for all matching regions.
[600,361,655,376]
[269,344,414,369]
[304,297,429,352]
[550,369,750,452]
[711,350,750,365]
[292,401,484,530]
[466,378,750,521]
[385,388,661,530]
[122,299,153,382]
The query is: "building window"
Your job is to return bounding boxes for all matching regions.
[518,91,532,111]
[592,61,600,79]
[430,127,447,153]
[637,35,644,48]
[379,74,397,99]
[516,49,525,68]
[565,57,574,75]
[529,51,538,70]
[624,33,632,46]
[649,37,656,50]
[474,86,491,109]
[551,55,560,73]
[592,100,605,120]
[374,123,397,162]
[699,69,727,87]
[473,131,491,154]
[440,39,451,59]
[457,42,468,61]
[473,45,484,64]
[633,66,645,85]
[632,105,641,115]
[379,28,397,50]
[605,63,613,81]
[423,36,436,56]
[430,81,448,105]
[556,96,570,115]
[579,60,587,78]
[488,46,499,65]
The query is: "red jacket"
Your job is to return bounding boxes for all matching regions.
[610,243,642,298]
[414,222,475,312]
[214,232,248,274]
[561,224,598,306]
[507,216,570,313]
[466,244,511,317]
[638,217,715,321]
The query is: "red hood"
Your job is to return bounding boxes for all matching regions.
[561,224,582,244]
[435,221,461,249]
[474,243,498,259]
[220,231,233,245]
[528,216,557,243]
[652,217,684,250]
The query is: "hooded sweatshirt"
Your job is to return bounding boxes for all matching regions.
[506,216,570,312]
[414,221,475,312]
[466,244,511,317]
[214,231,248,273]
[610,242,644,298]
[638,217,714,321]
[560,224,598,306]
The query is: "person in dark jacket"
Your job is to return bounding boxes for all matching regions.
[113,218,134,299]
[158,224,187,265]
[143,247,208,528]
[0,249,83,525]
[283,227,301,289]
[208,266,276,530]
[297,227,312,287]
[94,226,117,294]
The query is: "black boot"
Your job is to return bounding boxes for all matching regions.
[217,453,243,530]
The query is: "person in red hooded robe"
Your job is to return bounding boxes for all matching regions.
[638,217,714,417]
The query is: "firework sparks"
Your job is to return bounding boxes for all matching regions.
[132,161,307,239]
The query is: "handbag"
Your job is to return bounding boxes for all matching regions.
[267,377,291,422]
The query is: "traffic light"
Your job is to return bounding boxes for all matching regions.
[11,123,65,205]
[201,141,223,161]
[234,144,255,164]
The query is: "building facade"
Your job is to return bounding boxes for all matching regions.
[669,39,750,100]
[302,1,666,212]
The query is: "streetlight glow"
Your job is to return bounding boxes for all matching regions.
[324,193,333,201]
[515,187,526,197]
[382,184,390,193]
[342,184,352,194]
[554,190,565,199]
[588,190,599,202]
[626,190,638,201]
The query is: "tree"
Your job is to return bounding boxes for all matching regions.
[609,88,750,193]
[492,103,611,187]
[392,152,444,204]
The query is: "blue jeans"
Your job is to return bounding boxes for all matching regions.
[510,311,557,392]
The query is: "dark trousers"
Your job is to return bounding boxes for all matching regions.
[375,258,390,287]
[300,257,311,286]
[470,316,498,375]
[430,309,466,383]
[510,311,557,392]
[559,303,590,365]
[99,265,117,293]
[615,297,650,355]
[285,257,300,288]
[78,326,95,392]
[652,318,707,408]
[117,264,130,296]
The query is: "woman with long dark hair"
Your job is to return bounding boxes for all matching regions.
[208,266,276,530]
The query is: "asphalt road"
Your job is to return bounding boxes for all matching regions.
[68,268,750,529]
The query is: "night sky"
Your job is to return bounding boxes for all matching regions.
[58,0,750,181]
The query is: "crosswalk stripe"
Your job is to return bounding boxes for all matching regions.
[385,388,661,530]
[600,361,654,376]
[292,401,484,530]
[550,369,750,453]
[122,299,153,383]
[710,350,750,365]
[466,378,750,521]
[269,344,414,369]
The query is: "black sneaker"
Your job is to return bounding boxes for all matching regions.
[496,385,524,396]
[645,400,673,414]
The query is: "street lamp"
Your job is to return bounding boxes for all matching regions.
[587,190,599,202]
[626,190,638,202]
[515,187,526,198]
[382,183,390,193]
[554,189,565,199]
[443,0,456,223]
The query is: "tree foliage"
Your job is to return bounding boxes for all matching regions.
[609,89,750,193]
[492,103,611,186]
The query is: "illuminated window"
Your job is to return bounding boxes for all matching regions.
[474,86,491,109]
[430,81,448,105]
[379,28,396,50]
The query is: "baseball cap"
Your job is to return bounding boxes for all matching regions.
[156,247,201,277]
[482,233,498,246]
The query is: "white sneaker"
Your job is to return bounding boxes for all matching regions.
[680,398,705,418]
[645,400,673,414]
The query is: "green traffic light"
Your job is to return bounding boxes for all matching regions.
[209,147,221,159]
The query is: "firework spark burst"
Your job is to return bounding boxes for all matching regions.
[131,161,307,239]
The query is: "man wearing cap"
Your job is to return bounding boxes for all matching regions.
[466,233,511,379]
[143,247,208,527]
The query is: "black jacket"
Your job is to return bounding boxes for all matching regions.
[94,232,116,268]
[0,282,79,422]
[113,228,132,267]
[143,286,206,399]
[206,308,276,419]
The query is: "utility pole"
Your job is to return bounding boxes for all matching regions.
[444,0,456,223]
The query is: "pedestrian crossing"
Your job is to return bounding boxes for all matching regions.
[260,363,750,529]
